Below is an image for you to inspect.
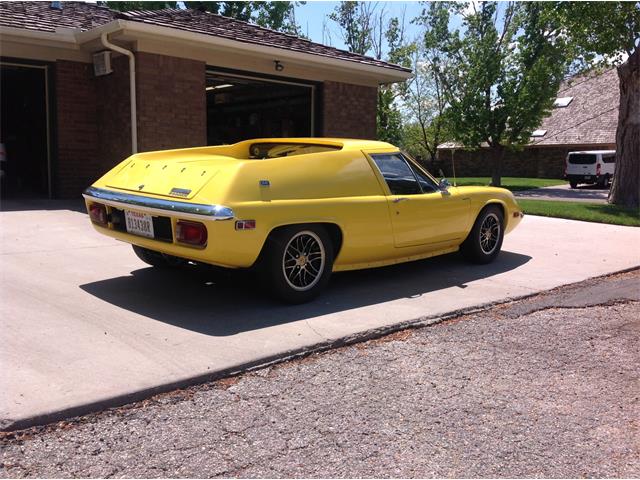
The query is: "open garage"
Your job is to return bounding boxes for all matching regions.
[0,61,52,199]
[205,70,316,145]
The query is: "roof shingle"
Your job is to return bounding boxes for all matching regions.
[0,2,410,73]
[0,1,117,33]
[533,68,618,146]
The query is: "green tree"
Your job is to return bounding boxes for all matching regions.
[420,2,569,186]
[184,1,254,21]
[329,1,376,55]
[377,16,414,145]
[255,2,305,36]
[330,3,413,143]
[377,85,404,145]
[551,2,640,208]
[397,44,449,165]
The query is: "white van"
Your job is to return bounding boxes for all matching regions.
[565,150,615,189]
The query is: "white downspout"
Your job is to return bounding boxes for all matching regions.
[100,32,137,154]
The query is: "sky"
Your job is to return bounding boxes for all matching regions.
[293,1,426,54]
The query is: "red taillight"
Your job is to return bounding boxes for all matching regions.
[176,220,207,246]
[88,203,108,226]
[596,163,601,175]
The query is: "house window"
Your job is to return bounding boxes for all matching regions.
[554,97,573,107]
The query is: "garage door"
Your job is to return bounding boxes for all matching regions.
[0,62,52,199]
[206,70,315,145]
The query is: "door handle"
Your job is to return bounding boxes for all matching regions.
[392,197,409,203]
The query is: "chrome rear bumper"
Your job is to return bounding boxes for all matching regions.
[82,186,234,221]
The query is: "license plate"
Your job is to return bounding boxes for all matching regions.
[125,210,155,238]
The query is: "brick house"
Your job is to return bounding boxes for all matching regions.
[0,2,411,198]
[435,68,619,179]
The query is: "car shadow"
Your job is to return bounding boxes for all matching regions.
[80,251,532,337]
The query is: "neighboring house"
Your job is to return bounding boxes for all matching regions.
[436,68,619,179]
[0,2,411,198]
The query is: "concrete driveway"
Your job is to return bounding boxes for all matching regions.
[1,201,639,430]
[515,183,609,203]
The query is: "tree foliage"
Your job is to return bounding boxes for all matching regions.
[328,1,376,55]
[420,1,569,186]
[329,2,414,145]
[551,2,639,68]
[377,15,414,145]
[397,46,450,166]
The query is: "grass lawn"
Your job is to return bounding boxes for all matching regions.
[517,199,640,227]
[455,177,566,191]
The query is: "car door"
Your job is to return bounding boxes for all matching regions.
[367,151,470,249]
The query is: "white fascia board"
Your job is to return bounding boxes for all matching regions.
[78,20,412,83]
[0,25,81,49]
[73,20,127,44]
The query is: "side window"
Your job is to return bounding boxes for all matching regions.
[371,153,422,195]
[602,154,616,164]
[403,155,439,193]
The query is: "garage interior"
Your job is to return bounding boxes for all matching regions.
[0,62,51,199]
[206,71,315,145]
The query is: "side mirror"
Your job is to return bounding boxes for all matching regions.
[438,178,451,191]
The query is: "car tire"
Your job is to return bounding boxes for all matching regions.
[260,225,334,304]
[569,180,578,189]
[460,205,505,265]
[132,245,185,268]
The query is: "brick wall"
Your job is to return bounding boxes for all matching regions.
[54,53,207,198]
[55,60,99,198]
[322,81,377,139]
[136,52,206,152]
[433,145,615,179]
[94,54,132,175]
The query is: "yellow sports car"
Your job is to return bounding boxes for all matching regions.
[84,138,523,303]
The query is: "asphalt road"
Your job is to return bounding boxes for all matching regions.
[514,183,609,203]
[2,270,638,478]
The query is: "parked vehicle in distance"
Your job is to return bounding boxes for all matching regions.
[565,150,615,189]
[84,138,524,303]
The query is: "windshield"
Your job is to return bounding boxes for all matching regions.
[568,154,597,165]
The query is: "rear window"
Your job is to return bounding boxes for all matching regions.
[568,154,597,165]
[249,143,341,159]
